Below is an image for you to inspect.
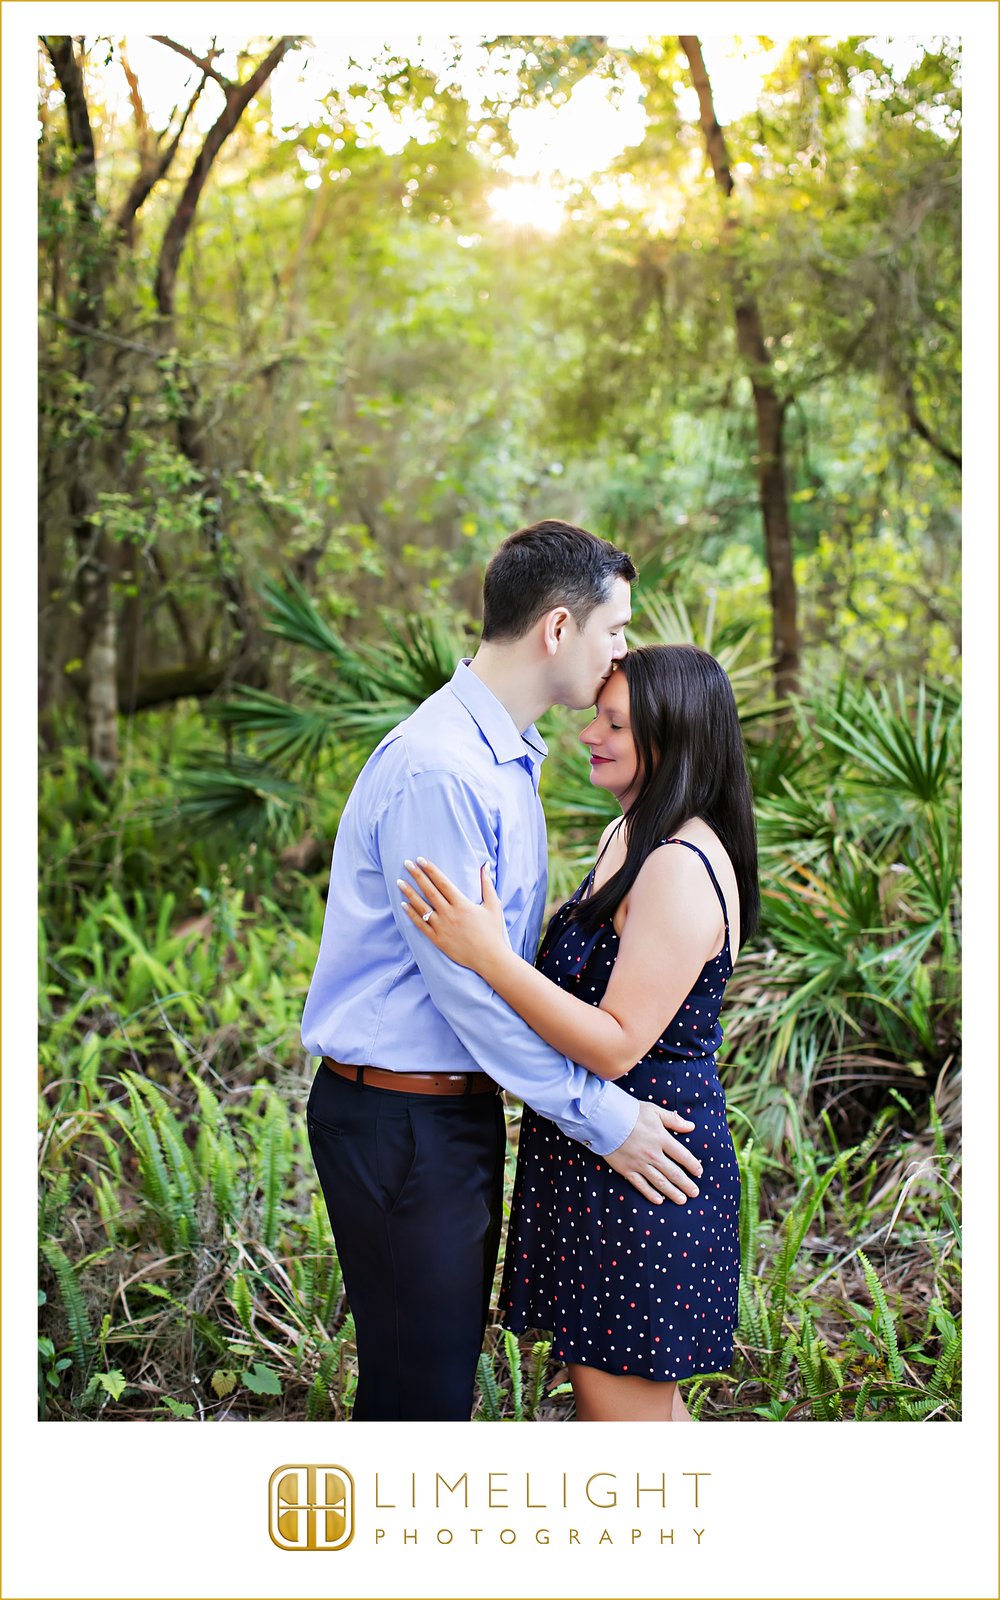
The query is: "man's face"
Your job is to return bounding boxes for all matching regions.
[554,576,632,710]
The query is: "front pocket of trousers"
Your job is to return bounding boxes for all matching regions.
[375,1104,418,1211]
[307,1111,345,1139]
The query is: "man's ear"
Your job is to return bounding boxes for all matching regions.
[541,605,572,656]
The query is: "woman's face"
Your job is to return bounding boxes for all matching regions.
[579,667,642,809]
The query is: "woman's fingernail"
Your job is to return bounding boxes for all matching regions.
[404,859,415,870]
[396,879,406,888]
[416,856,427,866]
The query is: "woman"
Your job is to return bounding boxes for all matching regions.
[400,644,758,1421]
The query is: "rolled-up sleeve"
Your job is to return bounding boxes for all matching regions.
[373,768,639,1156]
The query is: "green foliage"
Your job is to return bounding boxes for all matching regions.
[722,673,959,1113]
[39,32,959,744]
[475,1330,555,1421]
[175,579,473,837]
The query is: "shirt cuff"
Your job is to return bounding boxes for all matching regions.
[575,1082,641,1156]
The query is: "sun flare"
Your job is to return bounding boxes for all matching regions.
[485,181,567,234]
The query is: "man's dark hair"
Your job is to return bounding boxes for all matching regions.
[481,520,637,640]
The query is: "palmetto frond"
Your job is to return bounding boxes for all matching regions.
[818,679,959,808]
[171,751,303,840]
[258,573,358,662]
[178,583,472,830]
[631,589,776,720]
[214,689,336,771]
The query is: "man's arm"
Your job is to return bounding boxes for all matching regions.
[374,769,703,1203]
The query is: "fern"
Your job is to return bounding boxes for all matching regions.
[306,1340,344,1421]
[737,1140,761,1280]
[320,1249,343,1327]
[503,1328,524,1421]
[772,1332,795,1396]
[796,1314,840,1421]
[896,1394,948,1420]
[39,1171,72,1237]
[476,1350,503,1420]
[115,1075,175,1247]
[737,1270,766,1351]
[144,1088,200,1248]
[189,1075,240,1229]
[770,1150,854,1332]
[682,1379,709,1420]
[528,1339,552,1420]
[928,1328,961,1401]
[854,1371,876,1419]
[858,1250,904,1383]
[41,1242,94,1373]
[92,1173,123,1245]
[230,1271,254,1336]
[257,1095,291,1249]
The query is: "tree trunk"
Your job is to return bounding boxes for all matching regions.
[680,35,801,698]
[43,35,119,777]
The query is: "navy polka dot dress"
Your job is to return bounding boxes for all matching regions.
[499,838,740,1382]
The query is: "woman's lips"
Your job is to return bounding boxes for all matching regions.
[589,755,612,765]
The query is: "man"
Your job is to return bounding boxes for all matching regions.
[301,520,703,1420]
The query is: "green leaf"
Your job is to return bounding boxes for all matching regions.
[161,1397,195,1418]
[95,1369,127,1401]
[242,1362,282,1396]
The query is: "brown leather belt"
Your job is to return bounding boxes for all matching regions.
[322,1057,498,1097]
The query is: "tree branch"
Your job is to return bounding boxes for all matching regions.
[153,36,300,318]
[901,378,961,472]
[115,72,206,243]
[151,35,232,92]
[120,44,151,152]
[678,35,734,197]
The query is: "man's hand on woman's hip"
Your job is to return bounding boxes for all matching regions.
[604,1102,703,1205]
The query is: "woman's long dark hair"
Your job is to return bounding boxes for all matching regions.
[572,644,760,942]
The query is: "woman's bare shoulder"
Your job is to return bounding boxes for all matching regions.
[654,820,741,956]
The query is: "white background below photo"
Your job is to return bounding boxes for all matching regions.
[5,1,996,1598]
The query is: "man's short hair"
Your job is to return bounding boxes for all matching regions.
[481,520,637,641]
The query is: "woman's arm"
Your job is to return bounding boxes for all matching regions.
[400,848,724,1081]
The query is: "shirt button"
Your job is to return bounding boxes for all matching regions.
[584,1140,592,1149]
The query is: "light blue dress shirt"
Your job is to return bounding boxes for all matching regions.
[301,661,640,1155]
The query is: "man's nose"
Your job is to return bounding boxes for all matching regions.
[612,632,628,660]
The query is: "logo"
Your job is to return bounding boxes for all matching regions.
[268,1464,355,1552]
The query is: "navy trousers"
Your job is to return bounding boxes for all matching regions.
[307,1064,507,1421]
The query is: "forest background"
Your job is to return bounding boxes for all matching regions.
[34,28,962,1423]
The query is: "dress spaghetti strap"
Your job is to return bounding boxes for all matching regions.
[659,836,731,939]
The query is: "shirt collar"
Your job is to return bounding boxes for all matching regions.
[448,660,547,767]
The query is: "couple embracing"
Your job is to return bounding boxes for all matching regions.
[301,520,758,1422]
